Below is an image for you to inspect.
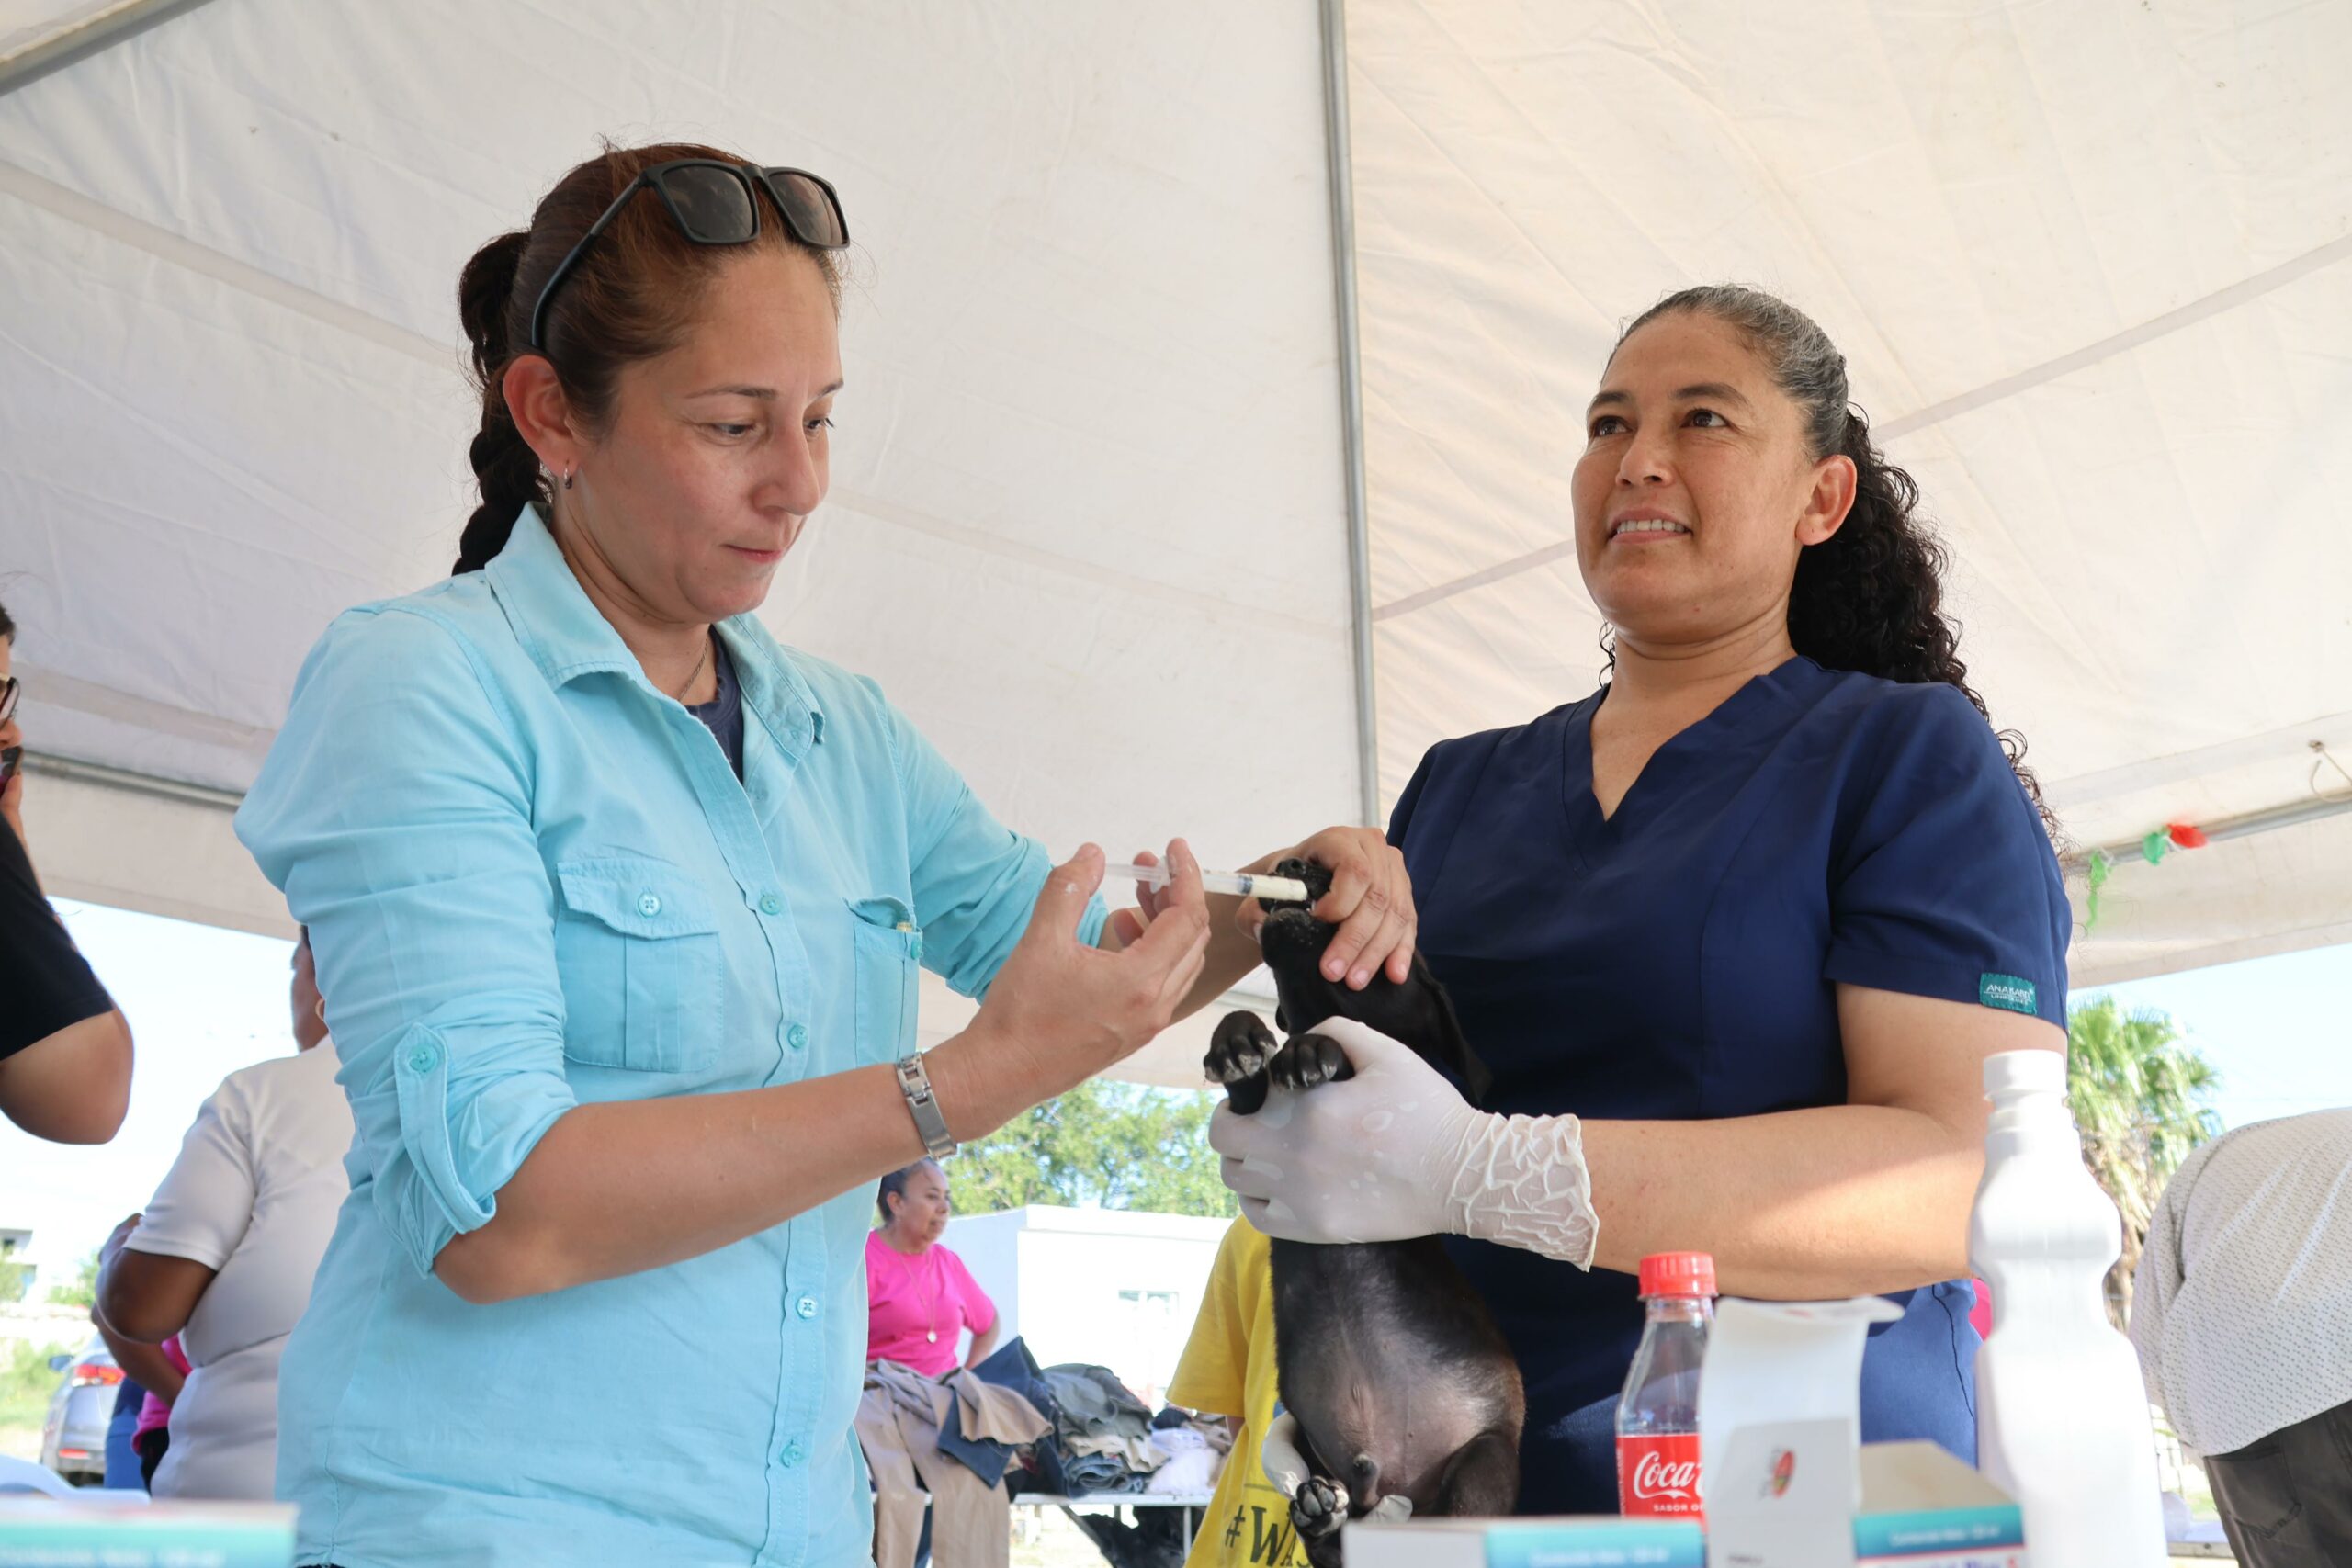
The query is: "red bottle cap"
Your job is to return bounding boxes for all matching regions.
[1638,1251,1717,1299]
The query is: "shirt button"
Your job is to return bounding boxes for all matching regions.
[760,893,783,917]
[786,1022,809,1052]
[779,1438,805,1468]
[406,1044,439,1074]
[795,1293,819,1320]
[637,891,662,918]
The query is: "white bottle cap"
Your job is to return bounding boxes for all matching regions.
[1984,1047,2064,1096]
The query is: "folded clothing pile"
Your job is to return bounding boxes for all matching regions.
[1142,1409,1230,1495]
[1036,1360,1160,1495]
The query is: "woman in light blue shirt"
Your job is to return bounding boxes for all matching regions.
[238,142,1416,1567]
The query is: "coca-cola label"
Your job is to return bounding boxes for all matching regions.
[1617,1434,1703,1517]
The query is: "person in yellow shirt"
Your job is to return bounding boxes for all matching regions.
[1170,1218,1311,1568]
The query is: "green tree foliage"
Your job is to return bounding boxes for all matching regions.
[0,1240,26,1307]
[2066,996,2222,1328]
[48,1250,99,1310]
[947,1081,1238,1220]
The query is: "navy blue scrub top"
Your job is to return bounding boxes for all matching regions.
[1388,656,2071,1516]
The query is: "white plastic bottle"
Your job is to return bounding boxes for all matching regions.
[1970,1048,2165,1564]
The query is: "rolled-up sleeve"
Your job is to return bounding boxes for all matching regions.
[236,607,575,1279]
[872,685,1107,998]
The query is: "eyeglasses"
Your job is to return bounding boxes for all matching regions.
[0,677,17,727]
[528,160,850,354]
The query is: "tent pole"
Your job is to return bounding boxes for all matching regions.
[0,0,219,98]
[1319,0,1381,829]
[2069,791,2352,870]
[19,750,243,813]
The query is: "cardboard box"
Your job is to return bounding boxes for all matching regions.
[0,1499,297,1567]
[1344,1517,1704,1568]
[1341,1442,2022,1568]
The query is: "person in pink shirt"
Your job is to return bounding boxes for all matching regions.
[865,1159,998,1378]
[130,1335,191,1488]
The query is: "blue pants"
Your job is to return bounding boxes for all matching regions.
[102,1391,144,1490]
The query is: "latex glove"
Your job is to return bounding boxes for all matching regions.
[1210,1016,1600,1267]
[1262,1409,1412,1521]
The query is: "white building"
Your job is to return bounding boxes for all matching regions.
[939,1206,1234,1410]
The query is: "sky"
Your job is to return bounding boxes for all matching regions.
[6,899,2351,1296]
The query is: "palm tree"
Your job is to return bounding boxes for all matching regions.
[2065,997,2222,1328]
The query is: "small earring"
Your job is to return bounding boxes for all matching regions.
[314,999,327,1024]
[561,465,576,491]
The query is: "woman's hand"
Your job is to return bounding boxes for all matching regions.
[1212,1018,1599,1264]
[960,841,1211,1109]
[1212,1019,1482,1244]
[1248,827,1417,991]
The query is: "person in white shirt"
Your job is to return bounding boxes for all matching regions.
[2132,1109,2352,1567]
[94,929,355,1500]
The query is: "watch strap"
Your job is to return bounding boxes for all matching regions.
[894,1053,957,1159]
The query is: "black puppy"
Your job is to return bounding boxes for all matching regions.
[1205,859,1523,1564]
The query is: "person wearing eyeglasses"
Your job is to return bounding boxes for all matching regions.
[235,142,1411,1568]
[0,598,133,1145]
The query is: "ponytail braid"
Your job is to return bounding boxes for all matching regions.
[453,230,546,574]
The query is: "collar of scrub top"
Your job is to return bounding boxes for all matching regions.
[485,503,826,757]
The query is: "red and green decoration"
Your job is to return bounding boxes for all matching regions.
[2085,822,2209,930]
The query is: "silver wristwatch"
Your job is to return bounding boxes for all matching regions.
[894,1054,957,1159]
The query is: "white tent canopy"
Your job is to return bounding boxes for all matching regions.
[4,0,2346,1087]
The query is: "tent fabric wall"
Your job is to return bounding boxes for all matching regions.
[2,0,2346,1067]
[1346,0,2352,987]
[0,0,1364,1064]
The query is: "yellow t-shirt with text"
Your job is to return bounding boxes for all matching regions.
[1170,1219,1311,1568]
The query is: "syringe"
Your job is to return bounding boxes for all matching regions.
[1105,863,1313,904]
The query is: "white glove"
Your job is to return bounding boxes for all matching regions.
[1262,1409,1412,1521]
[1209,1015,1600,1267]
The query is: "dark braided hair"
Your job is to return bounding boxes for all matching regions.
[452,141,844,575]
[1611,285,2055,838]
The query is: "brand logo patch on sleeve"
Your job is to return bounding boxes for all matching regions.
[1979,973,2039,1015]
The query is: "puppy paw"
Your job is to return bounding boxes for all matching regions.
[1291,1475,1350,1540]
[1205,1011,1280,1088]
[1269,1031,1351,1091]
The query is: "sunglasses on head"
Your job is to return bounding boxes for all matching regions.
[528,159,851,354]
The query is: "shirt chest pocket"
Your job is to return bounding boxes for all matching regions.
[848,896,923,1066]
[554,858,724,1075]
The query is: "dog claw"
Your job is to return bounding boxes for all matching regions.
[1291,1474,1350,1539]
[1205,1011,1280,1087]
[1268,1032,1350,1091]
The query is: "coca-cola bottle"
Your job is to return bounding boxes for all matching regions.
[1614,1250,1716,1517]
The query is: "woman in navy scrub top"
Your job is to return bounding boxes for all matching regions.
[1211,286,2073,1514]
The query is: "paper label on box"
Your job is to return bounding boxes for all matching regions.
[1484,1520,1707,1568]
[1616,1435,1703,1516]
[1854,1503,2027,1562]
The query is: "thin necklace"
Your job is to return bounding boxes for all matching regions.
[893,1238,943,1345]
[673,633,712,704]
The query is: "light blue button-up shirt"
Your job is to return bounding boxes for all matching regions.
[237,506,1102,1566]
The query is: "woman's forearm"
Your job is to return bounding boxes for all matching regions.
[966,1322,1001,1368]
[93,1321,184,1403]
[1579,1103,1984,1297]
[1173,846,1290,1018]
[437,1019,1049,1304]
